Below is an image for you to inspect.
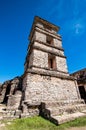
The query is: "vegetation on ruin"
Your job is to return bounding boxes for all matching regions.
[1,116,86,130]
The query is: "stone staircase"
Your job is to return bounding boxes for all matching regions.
[40,100,86,124]
[0,104,21,120]
[0,100,40,120]
[21,100,40,118]
[0,100,86,124]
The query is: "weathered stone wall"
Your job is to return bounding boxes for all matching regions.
[34,41,64,56]
[34,26,60,41]
[56,57,68,73]
[32,49,48,68]
[35,31,46,43]
[0,87,6,103]
[0,77,22,110]
[0,81,10,103]
[35,22,57,34]
[30,48,68,73]
[71,69,86,92]
[34,30,62,48]
[7,91,22,109]
[54,38,62,48]
[29,51,34,67]
[23,73,79,104]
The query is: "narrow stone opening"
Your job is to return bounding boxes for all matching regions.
[3,84,11,105]
[48,54,56,69]
[78,86,86,103]
[46,36,53,45]
[50,59,53,68]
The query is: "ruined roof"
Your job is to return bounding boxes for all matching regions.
[34,16,60,31]
[71,68,86,75]
[71,68,86,84]
[29,16,60,40]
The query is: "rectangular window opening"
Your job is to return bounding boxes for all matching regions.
[48,55,56,69]
[47,36,53,45]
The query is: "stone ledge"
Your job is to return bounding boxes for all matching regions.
[33,46,66,58]
[34,26,62,41]
[51,112,86,124]
[24,100,40,107]
[29,65,68,74]
[24,69,75,80]
[34,39,64,51]
[41,99,85,108]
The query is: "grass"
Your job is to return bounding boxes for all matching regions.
[2,116,86,130]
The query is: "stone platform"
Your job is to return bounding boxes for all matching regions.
[40,100,86,124]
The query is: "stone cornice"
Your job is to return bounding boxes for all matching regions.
[35,39,64,51]
[35,26,61,39]
[36,26,61,40]
[29,25,62,42]
[33,45,66,58]
[23,69,75,81]
[34,16,60,31]
[29,65,68,74]
[29,16,60,41]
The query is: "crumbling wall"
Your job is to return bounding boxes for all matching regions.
[0,77,22,111]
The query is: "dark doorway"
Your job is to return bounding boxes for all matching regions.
[3,84,11,105]
[78,86,86,103]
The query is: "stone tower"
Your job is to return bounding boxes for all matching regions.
[22,17,86,124]
[0,16,86,124]
[23,16,79,103]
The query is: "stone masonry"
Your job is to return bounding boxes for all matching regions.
[71,68,86,103]
[0,16,86,124]
[22,16,79,104]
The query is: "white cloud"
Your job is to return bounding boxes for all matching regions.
[64,18,86,36]
[74,23,83,34]
[72,19,85,35]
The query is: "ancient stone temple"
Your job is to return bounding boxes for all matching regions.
[0,16,86,124]
[71,68,86,103]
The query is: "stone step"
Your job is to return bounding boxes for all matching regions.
[0,112,20,121]
[47,104,86,116]
[0,104,21,121]
[51,112,86,125]
[0,111,15,117]
[41,101,86,124]
[2,115,19,120]
[0,109,21,117]
[41,100,84,108]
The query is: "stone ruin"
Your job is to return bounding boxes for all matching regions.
[71,68,86,103]
[0,16,86,124]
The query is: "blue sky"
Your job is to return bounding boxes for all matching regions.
[0,0,86,83]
